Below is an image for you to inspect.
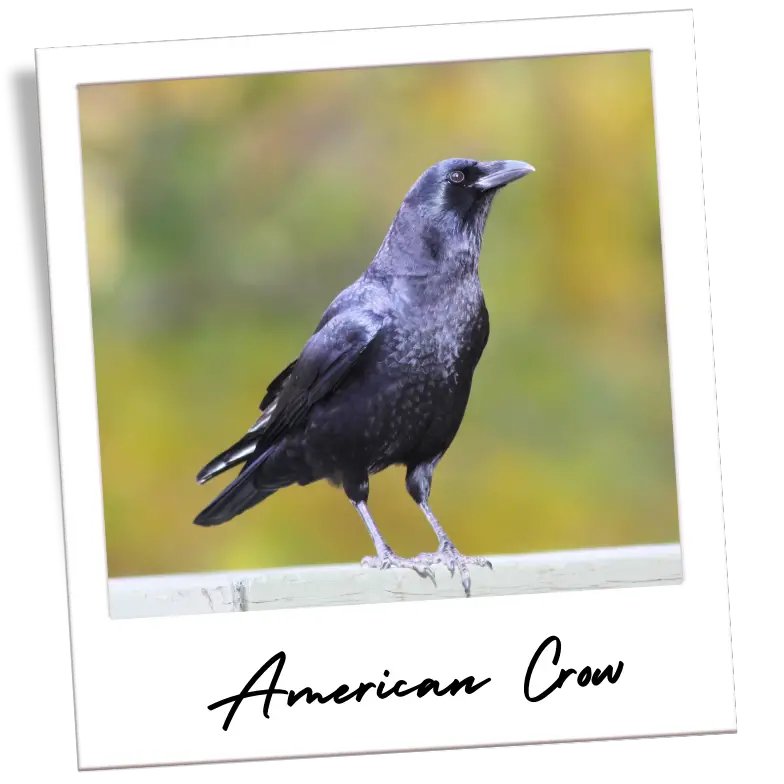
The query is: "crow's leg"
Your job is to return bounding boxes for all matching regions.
[414,501,492,596]
[352,501,434,580]
[405,461,492,596]
[344,476,434,581]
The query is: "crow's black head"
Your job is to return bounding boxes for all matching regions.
[406,158,535,219]
[371,158,535,277]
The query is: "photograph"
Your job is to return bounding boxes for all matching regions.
[35,12,735,768]
[79,50,683,617]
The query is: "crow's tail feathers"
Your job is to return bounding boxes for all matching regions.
[193,445,292,527]
[196,435,260,485]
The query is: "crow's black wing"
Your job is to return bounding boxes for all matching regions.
[257,311,383,444]
[259,360,296,411]
[196,310,384,484]
[256,278,372,415]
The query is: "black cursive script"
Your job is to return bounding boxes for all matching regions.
[523,635,623,702]
[208,651,492,730]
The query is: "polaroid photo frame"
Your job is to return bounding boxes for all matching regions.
[36,9,734,770]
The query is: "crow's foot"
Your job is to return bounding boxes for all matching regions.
[361,551,435,583]
[414,543,492,597]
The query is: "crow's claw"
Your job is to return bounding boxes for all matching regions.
[414,543,492,597]
[361,553,436,584]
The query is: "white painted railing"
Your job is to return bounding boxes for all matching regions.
[108,543,682,619]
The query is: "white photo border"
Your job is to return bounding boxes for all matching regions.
[36,10,734,770]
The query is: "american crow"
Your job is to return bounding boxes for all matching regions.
[195,158,534,595]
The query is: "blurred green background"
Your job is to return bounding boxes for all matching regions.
[79,51,679,579]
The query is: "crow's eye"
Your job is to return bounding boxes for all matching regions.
[448,170,465,184]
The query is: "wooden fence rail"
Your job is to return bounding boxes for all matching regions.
[108,542,682,619]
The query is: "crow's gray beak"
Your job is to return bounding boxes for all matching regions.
[473,160,535,191]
